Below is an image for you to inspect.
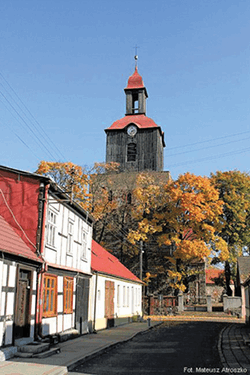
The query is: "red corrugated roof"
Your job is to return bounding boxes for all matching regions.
[125,67,144,89]
[91,240,142,283]
[206,268,223,284]
[106,114,160,131]
[0,215,42,263]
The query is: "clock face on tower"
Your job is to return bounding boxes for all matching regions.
[127,125,137,137]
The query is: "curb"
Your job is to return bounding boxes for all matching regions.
[67,322,163,372]
[217,324,229,368]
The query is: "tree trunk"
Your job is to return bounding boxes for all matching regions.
[225,260,232,296]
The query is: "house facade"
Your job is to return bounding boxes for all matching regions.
[237,256,250,322]
[0,215,42,351]
[243,275,250,324]
[0,165,93,351]
[89,240,143,331]
[40,187,93,337]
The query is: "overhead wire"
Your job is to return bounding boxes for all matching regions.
[0,72,66,162]
[0,89,57,161]
[0,72,65,160]
[167,129,250,151]
[166,135,250,158]
[0,115,42,161]
[167,145,250,168]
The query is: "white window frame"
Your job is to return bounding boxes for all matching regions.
[46,209,57,248]
[123,286,126,307]
[80,230,87,260]
[127,286,130,307]
[67,220,74,255]
[117,285,120,308]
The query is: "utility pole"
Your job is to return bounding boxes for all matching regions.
[140,240,144,316]
[140,240,143,280]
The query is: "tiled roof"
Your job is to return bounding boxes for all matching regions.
[206,268,223,284]
[0,215,42,263]
[106,115,161,131]
[238,256,250,284]
[125,67,145,89]
[91,240,142,283]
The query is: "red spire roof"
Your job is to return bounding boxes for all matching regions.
[106,114,159,131]
[0,215,42,263]
[125,67,145,89]
[105,115,165,147]
[91,240,143,283]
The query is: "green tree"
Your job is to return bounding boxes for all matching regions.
[210,170,250,295]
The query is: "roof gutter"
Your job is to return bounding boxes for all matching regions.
[35,182,49,339]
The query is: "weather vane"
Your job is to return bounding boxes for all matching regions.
[134,45,139,68]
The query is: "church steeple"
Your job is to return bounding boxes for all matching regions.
[124,66,148,115]
[105,62,165,172]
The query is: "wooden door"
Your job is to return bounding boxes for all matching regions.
[75,277,89,334]
[15,269,32,338]
[105,280,115,328]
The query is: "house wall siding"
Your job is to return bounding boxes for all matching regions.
[45,195,92,275]
[90,274,142,331]
[42,194,92,336]
[0,170,41,252]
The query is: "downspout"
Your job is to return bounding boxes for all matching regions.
[35,182,49,338]
[93,271,98,333]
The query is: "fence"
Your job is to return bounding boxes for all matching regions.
[144,295,178,316]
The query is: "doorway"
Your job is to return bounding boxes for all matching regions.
[105,280,115,328]
[14,268,32,338]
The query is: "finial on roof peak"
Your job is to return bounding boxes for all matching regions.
[134,45,139,69]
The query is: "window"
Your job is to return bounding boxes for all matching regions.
[47,210,57,247]
[127,193,132,204]
[81,231,87,259]
[63,277,74,314]
[123,286,126,307]
[117,285,120,307]
[43,274,57,317]
[67,220,74,254]
[127,286,130,307]
[127,143,136,162]
[137,288,140,306]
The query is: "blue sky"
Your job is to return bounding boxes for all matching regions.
[0,0,249,180]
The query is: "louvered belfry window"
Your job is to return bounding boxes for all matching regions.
[127,143,136,161]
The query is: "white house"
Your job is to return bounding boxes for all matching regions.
[89,240,143,331]
[40,184,94,338]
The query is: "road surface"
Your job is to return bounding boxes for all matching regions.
[73,321,227,375]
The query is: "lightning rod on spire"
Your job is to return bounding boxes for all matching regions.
[134,45,139,68]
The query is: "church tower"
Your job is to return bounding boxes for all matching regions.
[105,65,165,172]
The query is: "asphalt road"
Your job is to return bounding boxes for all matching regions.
[73,321,227,375]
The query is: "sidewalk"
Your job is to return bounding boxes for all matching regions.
[219,322,250,371]
[0,320,160,375]
[1,317,250,374]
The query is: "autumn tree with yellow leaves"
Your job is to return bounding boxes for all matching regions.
[129,172,228,293]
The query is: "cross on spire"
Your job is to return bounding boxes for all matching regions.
[134,45,139,68]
